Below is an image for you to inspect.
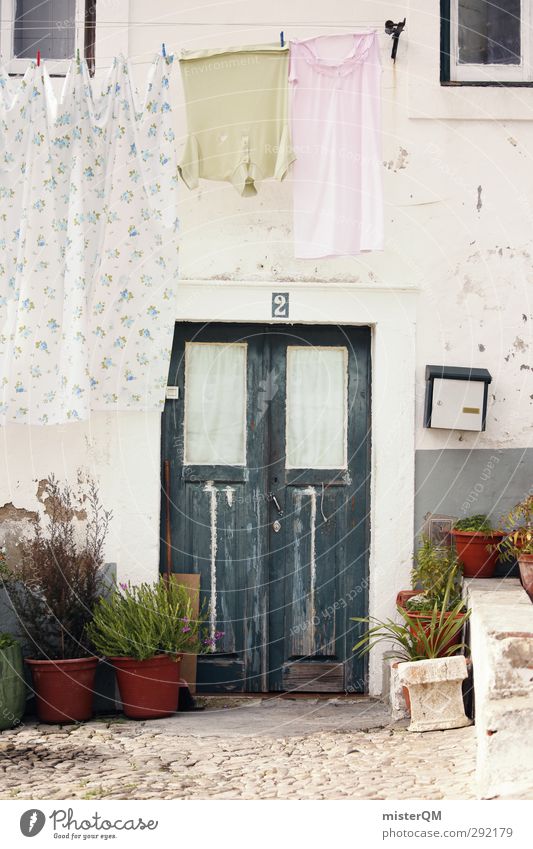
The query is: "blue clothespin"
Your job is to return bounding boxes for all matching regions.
[161,43,166,58]
[280,31,285,48]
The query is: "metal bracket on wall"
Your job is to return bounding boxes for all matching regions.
[385,18,406,62]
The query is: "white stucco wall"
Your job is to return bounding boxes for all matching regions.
[1,1,531,693]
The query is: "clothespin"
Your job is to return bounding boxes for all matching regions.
[280,31,285,48]
[161,43,166,58]
[385,19,406,63]
[36,49,41,67]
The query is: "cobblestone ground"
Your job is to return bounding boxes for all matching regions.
[0,699,476,800]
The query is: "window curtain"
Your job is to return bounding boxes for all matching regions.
[184,343,247,465]
[0,55,179,424]
[286,347,347,469]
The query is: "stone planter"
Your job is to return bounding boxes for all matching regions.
[399,655,472,733]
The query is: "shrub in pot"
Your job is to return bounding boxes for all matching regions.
[451,515,503,579]
[352,580,471,732]
[87,578,218,719]
[495,495,533,599]
[0,632,26,730]
[0,476,110,723]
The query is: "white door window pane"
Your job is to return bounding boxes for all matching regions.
[184,342,247,466]
[286,347,348,469]
[14,0,76,60]
[458,0,521,66]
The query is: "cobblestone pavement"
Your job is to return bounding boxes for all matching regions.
[0,698,476,800]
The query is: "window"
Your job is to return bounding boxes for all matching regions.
[285,347,348,470]
[0,0,95,74]
[184,343,247,466]
[442,0,532,84]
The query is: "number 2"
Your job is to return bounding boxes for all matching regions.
[272,293,289,318]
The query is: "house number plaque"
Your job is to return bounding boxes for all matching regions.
[272,292,289,319]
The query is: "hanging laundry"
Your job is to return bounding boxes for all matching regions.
[289,33,383,258]
[179,44,295,197]
[0,55,179,425]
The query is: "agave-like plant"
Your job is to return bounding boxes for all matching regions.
[352,574,470,661]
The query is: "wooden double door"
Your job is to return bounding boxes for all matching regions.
[161,323,371,692]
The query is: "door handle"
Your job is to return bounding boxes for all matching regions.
[267,492,284,516]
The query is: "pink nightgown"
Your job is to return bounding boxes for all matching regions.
[289,33,383,259]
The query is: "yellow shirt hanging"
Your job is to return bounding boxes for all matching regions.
[179,44,295,197]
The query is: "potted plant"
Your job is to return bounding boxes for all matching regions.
[0,632,26,731]
[0,476,111,723]
[397,538,467,656]
[87,578,218,719]
[451,514,503,578]
[353,580,471,732]
[495,494,533,599]
[397,535,461,611]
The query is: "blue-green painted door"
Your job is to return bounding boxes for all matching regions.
[161,323,371,692]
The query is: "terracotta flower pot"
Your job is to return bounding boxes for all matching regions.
[518,553,533,600]
[452,530,504,578]
[26,656,98,723]
[109,654,182,719]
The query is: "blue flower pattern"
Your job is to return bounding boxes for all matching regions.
[0,56,179,424]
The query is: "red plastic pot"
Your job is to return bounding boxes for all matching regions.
[109,654,182,719]
[405,610,467,658]
[452,530,504,578]
[26,656,98,723]
[518,553,533,600]
[396,590,419,610]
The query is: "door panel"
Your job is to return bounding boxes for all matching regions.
[161,323,371,693]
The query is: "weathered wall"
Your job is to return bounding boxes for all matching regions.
[1,1,531,693]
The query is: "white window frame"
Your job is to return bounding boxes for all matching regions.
[0,0,87,75]
[450,0,531,82]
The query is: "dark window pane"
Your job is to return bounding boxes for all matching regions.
[458,0,521,65]
[14,0,75,60]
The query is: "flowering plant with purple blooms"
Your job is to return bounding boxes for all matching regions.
[87,577,221,661]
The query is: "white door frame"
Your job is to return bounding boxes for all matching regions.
[172,278,418,696]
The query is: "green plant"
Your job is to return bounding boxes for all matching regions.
[496,493,533,561]
[0,475,111,660]
[409,536,462,611]
[0,633,17,650]
[353,575,470,662]
[87,578,220,660]
[453,514,493,533]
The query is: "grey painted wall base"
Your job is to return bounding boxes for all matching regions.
[415,447,532,577]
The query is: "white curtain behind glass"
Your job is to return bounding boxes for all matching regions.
[185,343,247,465]
[286,347,347,469]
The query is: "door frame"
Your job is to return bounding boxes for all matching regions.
[167,278,418,695]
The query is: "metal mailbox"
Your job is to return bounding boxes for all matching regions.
[424,365,492,432]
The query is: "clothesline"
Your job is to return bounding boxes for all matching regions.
[0,21,402,28]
